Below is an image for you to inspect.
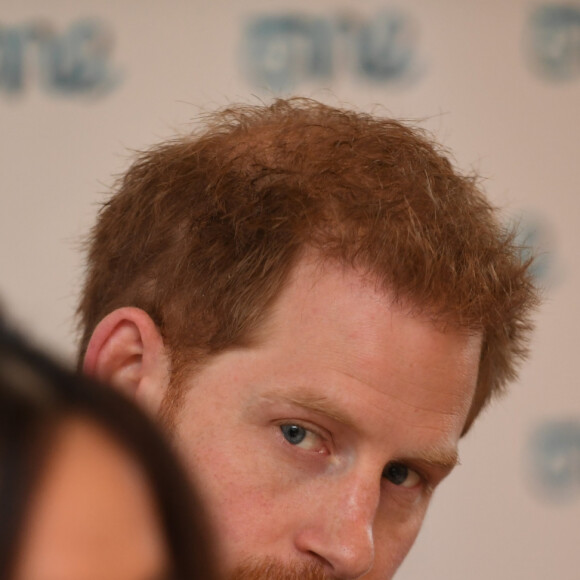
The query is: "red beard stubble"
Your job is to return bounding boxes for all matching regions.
[230,558,331,580]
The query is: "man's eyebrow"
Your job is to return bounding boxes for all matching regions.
[262,390,358,428]
[261,390,460,471]
[408,445,460,471]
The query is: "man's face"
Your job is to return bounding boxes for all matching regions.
[171,258,481,580]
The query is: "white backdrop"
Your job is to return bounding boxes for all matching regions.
[1,1,579,578]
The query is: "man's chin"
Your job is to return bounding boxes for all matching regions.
[229,558,330,580]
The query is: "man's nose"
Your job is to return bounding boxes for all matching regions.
[293,475,378,579]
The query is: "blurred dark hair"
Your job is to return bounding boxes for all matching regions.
[0,318,217,580]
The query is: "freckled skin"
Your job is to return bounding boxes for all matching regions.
[173,258,481,580]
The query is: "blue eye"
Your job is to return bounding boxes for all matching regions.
[279,423,326,453]
[280,424,307,445]
[383,462,421,488]
[384,462,408,484]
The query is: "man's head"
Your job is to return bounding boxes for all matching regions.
[78,98,537,578]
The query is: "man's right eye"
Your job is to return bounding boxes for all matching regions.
[280,424,325,453]
[281,424,306,445]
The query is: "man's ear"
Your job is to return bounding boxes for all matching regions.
[83,307,170,415]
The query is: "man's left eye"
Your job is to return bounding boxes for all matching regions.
[280,424,324,452]
[383,462,422,488]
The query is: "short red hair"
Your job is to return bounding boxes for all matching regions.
[78,98,538,432]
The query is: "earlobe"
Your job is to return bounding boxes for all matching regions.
[83,307,170,415]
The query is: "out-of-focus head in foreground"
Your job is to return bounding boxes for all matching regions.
[78,97,539,580]
[0,318,216,580]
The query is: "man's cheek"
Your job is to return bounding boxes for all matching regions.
[175,423,282,507]
[371,499,429,577]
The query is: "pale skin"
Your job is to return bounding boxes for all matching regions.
[85,256,482,580]
[13,418,169,580]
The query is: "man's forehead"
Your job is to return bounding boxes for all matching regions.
[260,252,476,332]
